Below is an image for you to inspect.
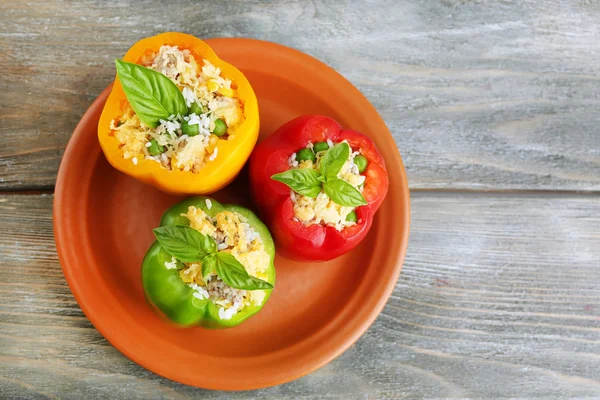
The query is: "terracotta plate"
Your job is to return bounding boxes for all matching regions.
[54,38,410,390]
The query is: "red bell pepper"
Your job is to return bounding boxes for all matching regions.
[249,115,389,261]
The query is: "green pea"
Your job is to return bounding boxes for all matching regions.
[148,139,165,156]
[313,141,329,153]
[345,211,358,223]
[354,155,368,173]
[182,120,200,136]
[189,101,204,115]
[212,118,227,136]
[296,148,316,162]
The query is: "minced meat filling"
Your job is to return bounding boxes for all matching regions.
[289,140,367,230]
[169,204,269,320]
[110,45,244,173]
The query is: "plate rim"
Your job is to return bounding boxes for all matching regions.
[54,37,410,390]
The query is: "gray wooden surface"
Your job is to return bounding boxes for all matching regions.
[2,0,600,191]
[1,0,599,399]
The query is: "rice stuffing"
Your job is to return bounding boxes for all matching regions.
[110,45,244,173]
[164,256,178,270]
[290,140,366,230]
[170,206,270,320]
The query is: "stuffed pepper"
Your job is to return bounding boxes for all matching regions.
[98,32,259,194]
[249,115,389,262]
[142,196,275,328]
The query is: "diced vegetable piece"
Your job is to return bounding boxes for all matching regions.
[212,118,227,136]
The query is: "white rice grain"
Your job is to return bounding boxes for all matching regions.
[164,256,178,270]
[192,291,208,300]
[288,152,299,167]
[201,114,210,130]
[205,198,212,210]
[187,113,202,126]
[182,87,196,107]
[218,306,236,320]
[159,119,181,135]
[209,148,218,161]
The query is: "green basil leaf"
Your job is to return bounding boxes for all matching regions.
[319,142,350,180]
[215,252,273,290]
[204,235,217,254]
[153,226,215,262]
[323,178,368,207]
[115,59,188,128]
[202,255,216,281]
[271,168,323,198]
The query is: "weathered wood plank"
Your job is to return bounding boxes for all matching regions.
[1,0,600,190]
[1,193,599,398]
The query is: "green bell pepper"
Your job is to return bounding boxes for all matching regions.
[142,196,276,329]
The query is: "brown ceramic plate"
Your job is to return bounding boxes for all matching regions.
[54,38,410,390]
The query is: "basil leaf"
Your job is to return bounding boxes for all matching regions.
[202,255,216,281]
[323,178,368,207]
[215,252,273,290]
[153,226,215,262]
[115,59,188,128]
[204,235,217,254]
[319,142,350,180]
[271,169,323,198]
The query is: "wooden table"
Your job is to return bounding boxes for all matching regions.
[2,1,599,398]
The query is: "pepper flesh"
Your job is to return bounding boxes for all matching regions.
[98,33,259,195]
[142,196,276,328]
[249,115,389,262]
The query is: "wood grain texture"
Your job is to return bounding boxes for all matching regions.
[2,1,600,398]
[1,193,599,399]
[1,0,600,190]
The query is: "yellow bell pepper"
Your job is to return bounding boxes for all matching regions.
[98,32,259,194]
